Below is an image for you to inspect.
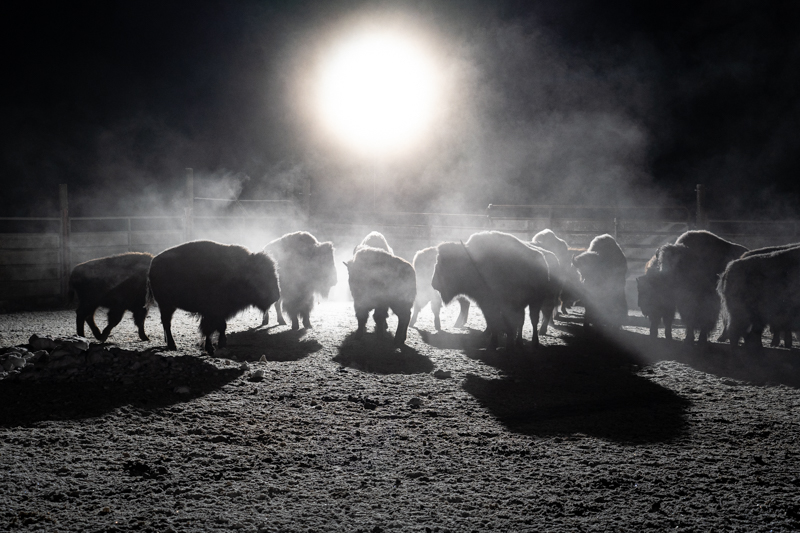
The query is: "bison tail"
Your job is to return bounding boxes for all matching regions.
[145,277,156,308]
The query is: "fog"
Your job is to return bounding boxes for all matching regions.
[2,1,799,222]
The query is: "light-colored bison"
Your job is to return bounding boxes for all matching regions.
[658,231,747,344]
[719,244,800,349]
[636,252,676,340]
[572,234,628,329]
[409,246,470,331]
[69,252,153,342]
[432,231,550,349]
[532,229,581,314]
[148,241,280,354]
[263,231,337,330]
[344,246,416,345]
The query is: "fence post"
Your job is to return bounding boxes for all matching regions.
[185,168,194,242]
[695,184,706,230]
[59,184,70,304]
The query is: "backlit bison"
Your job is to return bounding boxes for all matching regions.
[636,252,676,340]
[572,234,628,329]
[432,231,549,349]
[532,229,581,315]
[148,241,280,354]
[409,246,470,331]
[69,252,153,342]
[263,231,337,330]
[659,230,747,344]
[719,244,800,349]
[345,246,416,345]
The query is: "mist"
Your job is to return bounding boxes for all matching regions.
[2,1,799,221]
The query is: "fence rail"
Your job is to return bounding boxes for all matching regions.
[1,187,799,310]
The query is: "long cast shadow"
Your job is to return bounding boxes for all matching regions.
[0,351,242,427]
[615,328,800,388]
[415,327,489,351]
[334,331,433,374]
[224,327,323,362]
[462,337,690,443]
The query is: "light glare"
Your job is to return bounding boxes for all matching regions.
[318,31,437,156]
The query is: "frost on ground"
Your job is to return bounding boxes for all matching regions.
[1,301,800,532]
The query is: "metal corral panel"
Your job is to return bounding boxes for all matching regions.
[130,231,183,245]
[0,249,60,266]
[0,265,60,281]
[70,232,128,247]
[0,233,61,249]
[0,279,61,300]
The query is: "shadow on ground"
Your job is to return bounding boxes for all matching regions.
[0,352,242,427]
[224,326,323,362]
[616,329,800,388]
[415,327,489,351]
[334,331,433,374]
[462,335,690,443]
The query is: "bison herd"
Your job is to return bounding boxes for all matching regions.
[68,228,800,354]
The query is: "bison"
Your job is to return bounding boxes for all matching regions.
[532,229,581,315]
[354,231,393,255]
[572,234,628,330]
[344,246,416,345]
[262,231,337,330]
[432,231,549,349]
[148,240,280,354]
[658,230,747,344]
[719,244,800,349]
[69,252,153,342]
[636,252,676,340]
[409,246,470,331]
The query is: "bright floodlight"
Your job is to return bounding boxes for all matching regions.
[317,30,437,156]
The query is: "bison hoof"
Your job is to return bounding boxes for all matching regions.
[355,328,365,339]
[139,334,150,342]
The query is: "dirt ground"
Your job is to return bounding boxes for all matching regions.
[1,300,800,532]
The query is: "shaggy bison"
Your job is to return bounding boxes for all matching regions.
[69,252,153,342]
[148,241,280,354]
[572,234,628,329]
[532,229,581,315]
[344,246,416,345]
[658,231,747,344]
[636,252,676,340]
[409,246,470,331]
[263,231,337,330]
[432,231,549,349]
[354,231,393,255]
[719,244,800,349]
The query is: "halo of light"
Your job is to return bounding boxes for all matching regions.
[317,30,438,156]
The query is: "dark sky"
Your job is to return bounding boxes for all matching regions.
[3,0,799,218]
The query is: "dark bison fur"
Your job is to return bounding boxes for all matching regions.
[263,231,337,330]
[432,231,549,350]
[572,234,628,330]
[345,246,416,345]
[659,231,747,344]
[719,244,800,350]
[69,252,153,342]
[148,241,280,354]
[636,252,676,340]
[409,246,470,331]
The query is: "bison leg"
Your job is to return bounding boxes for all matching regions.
[276,299,287,326]
[374,307,389,334]
[431,297,443,332]
[648,318,658,338]
[77,305,103,340]
[160,306,177,350]
[769,327,781,347]
[301,309,312,329]
[453,298,470,329]
[354,305,369,339]
[99,307,126,342]
[538,298,555,335]
[409,302,423,328]
[291,315,300,331]
[217,321,228,348]
[664,314,674,341]
[132,306,150,341]
[261,307,270,326]
[199,316,218,355]
[393,307,411,346]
